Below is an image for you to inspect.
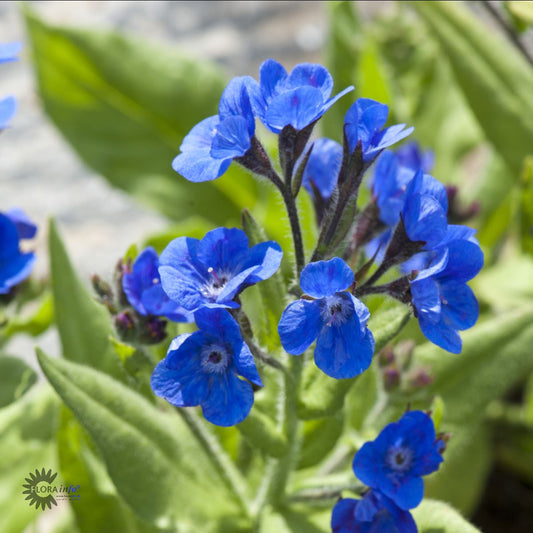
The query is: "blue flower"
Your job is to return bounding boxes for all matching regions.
[401,170,448,249]
[278,258,374,379]
[410,225,483,353]
[0,209,36,294]
[0,42,21,129]
[151,307,262,426]
[352,411,443,510]
[249,59,354,133]
[395,141,434,173]
[344,99,413,162]
[122,247,192,322]
[172,76,256,182]
[159,227,283,312]
[332,490,417,533]
[372,151,416,228]
[301,137,343,201]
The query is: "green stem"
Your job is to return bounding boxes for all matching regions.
[264,354,304,506]
[280,183,306,278]
[177,408,251,517]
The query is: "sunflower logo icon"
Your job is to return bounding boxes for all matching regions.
[22,468,58,510]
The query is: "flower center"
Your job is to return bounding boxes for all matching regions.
[322,295,350,327]
[385,443,413,473]
[200,343,230,374]
[201,267,230,300]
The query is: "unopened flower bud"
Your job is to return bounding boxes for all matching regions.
[383,365,401,391]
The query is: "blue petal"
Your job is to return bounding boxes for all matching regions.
[403,193,447,248]
[194,306,242,344]
[150,333,210,406]
[142,284,193,322]
[302,137,342,200]
[5,208,37,239]
[179,115,218,151]
[377,493,418,533]
[233,343,263,387]
[410,277,441,324]
[0,96,16,129]
[344,98,389,153]
[439,281,479,331]
[237,240,283,284]
[0,213,22,260]
[210,115,251,159]
[285,63,333,100]
[218,76,256,134]
[216,265,263,304]
[300,258,354,298]
[350,294,371,332]
[122,248,160,314]
[396,141,434,173]
[196,227,249,272]
[321,85,355,115]
[173,116,233,182]
[278,299,322,354]
[159,236,208,311]
[0,252,35,294]
[202,373,254,426]
[264,86,325,132]
[368,124,414,156]
[439,238,484,284]
[331,499,359,533]
[172,150,231,182]
[314,314,374,378]
[352,440,382,489]
[385,476,424,510]
[0,42,22,63]
[418,313,462,354]
[259,59,288,102]
[410,246,449,281]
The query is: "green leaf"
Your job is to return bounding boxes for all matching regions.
[0,386,59,533]
[357,38,392,105]
[37,349,238,528]
[472,255,533,310]
[507,1,533,26]
[298,413,344,469]
[237,409,287,458]
[49,219,127,381]
[57,409,166,533]
[413,499,481,533]
[414,306,533,513]
[2,293,54,338]
[0,357,37,408]
[24,8,258,225]
[411,1,533,177]
[321,1,360,142]
[519,156,533,254]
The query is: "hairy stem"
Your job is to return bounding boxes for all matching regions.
[264,355,304,506]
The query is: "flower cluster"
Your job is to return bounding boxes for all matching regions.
[150,227,282,425]
[332,411,444,532]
